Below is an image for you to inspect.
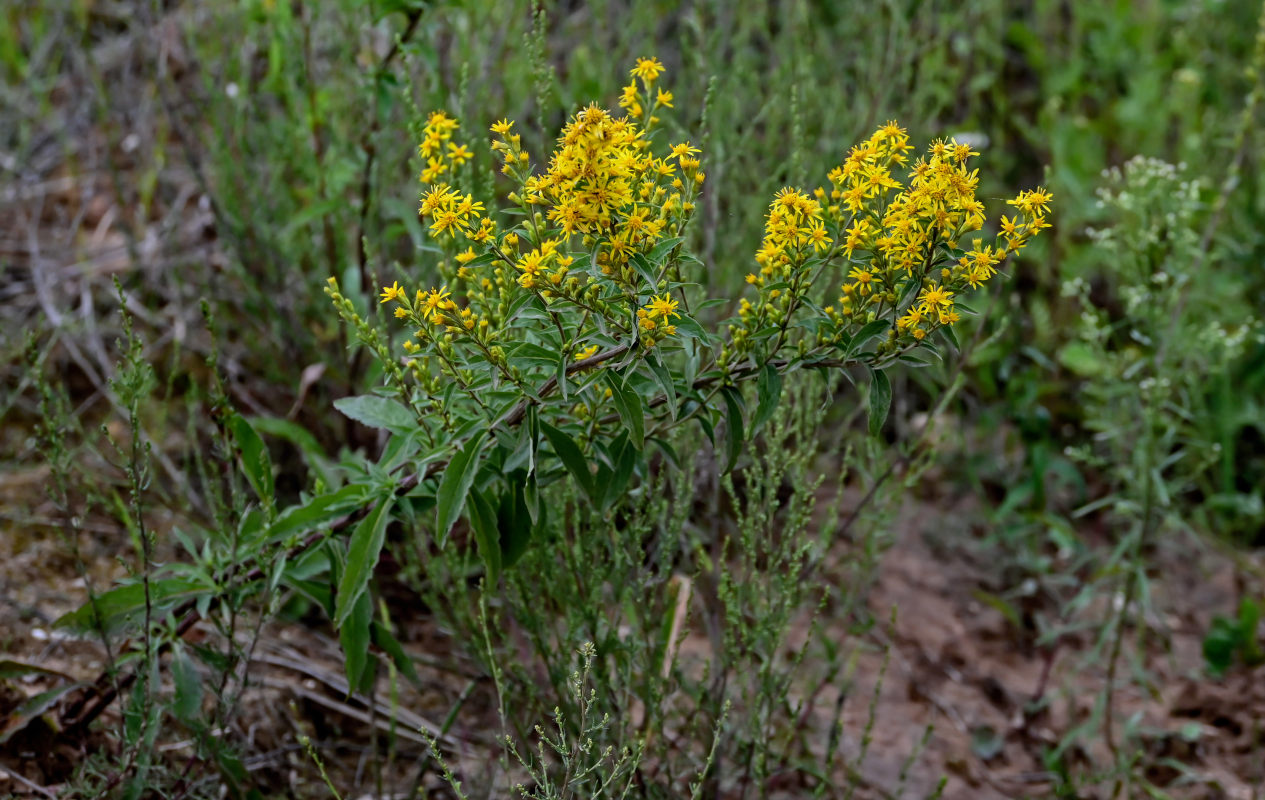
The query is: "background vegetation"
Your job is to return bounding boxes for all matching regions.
[2,1,1263,798]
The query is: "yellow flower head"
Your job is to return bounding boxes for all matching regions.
[666,142,694,161]
[380,281,404,304]
[950,141,979,163]
[918,284,954,312]
[630,57,665,83]
[647,293,680,322]
[426,110,458,133]
[447,142,473,166]
[420,285,452,321]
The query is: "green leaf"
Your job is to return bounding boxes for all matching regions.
[284,198,345,235]
[720,386,745,473]
[644,353,677,420]
[522,462,541,524]
[334,497,394,629]
[503,420,534,475]
[692,400,716,446]
[340,589,374,691]
[54,578,213,634]
[467,488,502,582]
[0,660,75,681]
[603,373,645,450]
[649,436,681,469]
[334,395,416,434]
[213,748,249,796]
[971,589,1023,631]
[970,725,1005,761]
[630,253,658,290]
[1057,341,1104,377]
[540,422,596,502]
[673,313,710,342]
[267,483,371,544]
[896,277,921,308]
[748,325,781,342]
[1203,616,1240,678]
[600,436,638,510]
[371,620,420,684]
[751,363,783,436]
[378,427,424,471]
[846,319,891,358]
[235,507,266,547]
[0,682,89,744]
[228,414,274,505]
[435,431,488,543]
[1239,598,1264,665]
[897,352,937,367]
[171,645,202,723]
[556,347,569,401]
[647,236,685,263]
[508,342,562,371]
[868,367,891,438]
[498,475,535,568]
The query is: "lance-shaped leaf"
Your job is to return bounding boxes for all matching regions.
[228,414,274,505]
[334,395,416,435]
[603,372,645,450]
[334,496,394,628]
[541,421,597,502]
[340,588,374,691]
[266,483,371,545]
[720,386,745,473]
[868,367,891,438]
[435,431,488,543]
[467,487,502,582]
[844,319,891,359]
[751,363,783,436]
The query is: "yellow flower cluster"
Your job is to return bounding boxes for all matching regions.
[750,189,831,287]
[379,278,501,377]
[508,102,700,283]
[636,292,681,347]
[489,118,531,183]
[619,56,673,123]
[417,111,472,183]
[722,122,1052,367]
[834,124,974,268]
[530,106,648,237]
[513,239,575,290]
[726,189,832,360]
[376,54,704,397]
[351,65,1059,458]
[896,284,958,340]
[823,124,1051,343]
[419,184,493,242]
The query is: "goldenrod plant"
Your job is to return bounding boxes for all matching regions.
[322,60,1051,596]
[49,55,1051,796]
